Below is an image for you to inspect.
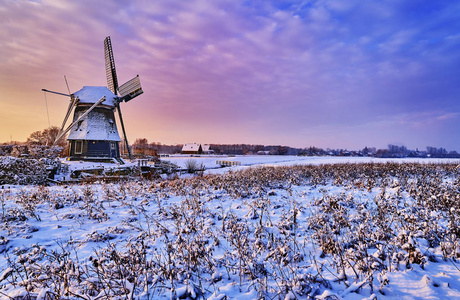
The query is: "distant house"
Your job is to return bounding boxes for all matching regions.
[201,144,214,154]
[182,143,203,154]
[257,150,270,155]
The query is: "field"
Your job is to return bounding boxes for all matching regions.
[1,157,460,299]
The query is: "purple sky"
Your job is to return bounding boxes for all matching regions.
[1,0,460,150]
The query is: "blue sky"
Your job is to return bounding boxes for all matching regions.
[1,0,460,150]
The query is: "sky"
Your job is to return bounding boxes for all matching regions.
[1,0,460,151]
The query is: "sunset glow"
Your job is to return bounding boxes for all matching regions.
[1,0,460,150]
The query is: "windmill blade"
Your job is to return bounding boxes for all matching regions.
[119,75,143,102]
[58,94,78,139]
[58,75,75,138]
[116,103,132,159]
[41,89,70,97]
[41,88,75,140]
[64,75,71,94]
[104,36,119,95]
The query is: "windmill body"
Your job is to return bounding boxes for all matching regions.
[67,86,122,160]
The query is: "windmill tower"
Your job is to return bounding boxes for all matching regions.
[43,36,143,162]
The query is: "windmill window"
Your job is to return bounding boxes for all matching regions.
[75,141,83,154]
[110,142,116,150]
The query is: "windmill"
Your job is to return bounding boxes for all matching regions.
[42,36,143,162]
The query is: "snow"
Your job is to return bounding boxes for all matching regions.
[65,86,121,141]
[181,143,202,152]
[67,108,121,141]
[1,156,460,299]
[161,154,460,174]
[73,86,117,107]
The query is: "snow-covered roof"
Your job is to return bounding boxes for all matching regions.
[202,144,211,152]
[67,108,121,142]
[182,143,202,152]
[73,86,117,107]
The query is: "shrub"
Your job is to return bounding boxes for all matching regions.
[0,156,47,185]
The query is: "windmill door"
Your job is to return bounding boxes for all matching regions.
[110,142,118,158]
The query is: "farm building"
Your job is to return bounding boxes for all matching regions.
[202,144,214,154]
[182,143,202,154]
[181,143,214,155]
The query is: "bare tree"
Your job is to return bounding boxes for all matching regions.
[27,127,66,147]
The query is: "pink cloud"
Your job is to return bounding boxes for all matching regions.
[1,0,459,150]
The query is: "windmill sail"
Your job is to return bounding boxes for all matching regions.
[119,75,143,102]
[104,36,118,95]
[116,103,132,158]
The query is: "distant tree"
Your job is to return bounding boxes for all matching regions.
[27,126,66,147]
[375,149,389,158]
[134,138,149,146]
[278,146,289,155]
[255,145,265,153]
[27,131,44,145]
[362,147,369,156]
[44,127,64,146]
[132,138,149,156]
[132,138,160,157]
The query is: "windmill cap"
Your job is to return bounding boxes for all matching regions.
[73,86,117,107]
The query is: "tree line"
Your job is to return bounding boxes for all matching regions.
[132,139,460,158]
[1,129,459,159]
[0,127,67,158]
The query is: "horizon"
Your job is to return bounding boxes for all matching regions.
[2,137,457,154]
[2,1,460,151]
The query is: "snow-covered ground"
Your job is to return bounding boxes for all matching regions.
[162,154,460,174]
[1,157,460,299]
[57,155,460,175]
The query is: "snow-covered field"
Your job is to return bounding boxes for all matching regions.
[1,157,460,299]
[163,155,460,174]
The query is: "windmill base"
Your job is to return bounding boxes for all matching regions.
[68,140,121,162]
[67,156,124,164]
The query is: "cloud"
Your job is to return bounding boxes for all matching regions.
[436,112,460,121]
[1,0,460,150]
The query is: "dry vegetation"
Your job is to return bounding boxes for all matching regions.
[1,162,460,299]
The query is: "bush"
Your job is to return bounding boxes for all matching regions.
[185,159,200,173]
[0,156,47,185]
